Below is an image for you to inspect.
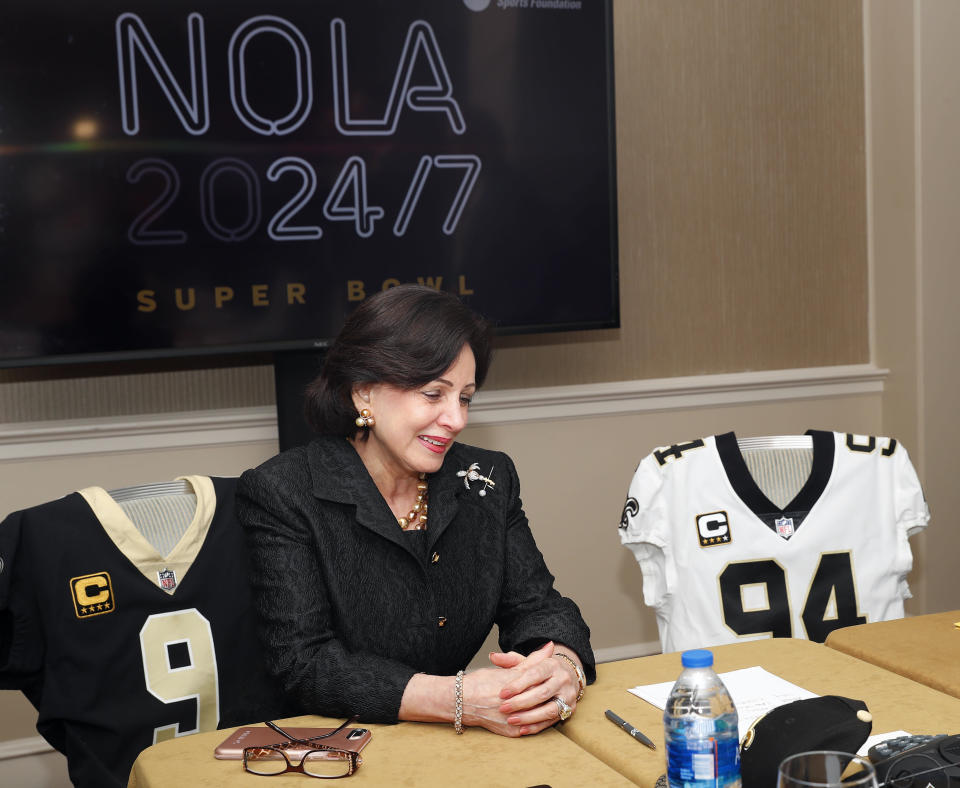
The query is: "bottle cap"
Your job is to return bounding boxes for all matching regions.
[680,649,714,668]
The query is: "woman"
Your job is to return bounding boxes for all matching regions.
[236,284,594,737]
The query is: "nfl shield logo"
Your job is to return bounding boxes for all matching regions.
[775,517,795,538]
[158,568,177,591]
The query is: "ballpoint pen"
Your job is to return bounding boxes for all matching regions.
[605,709,657,750]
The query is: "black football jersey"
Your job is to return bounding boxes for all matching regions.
[0,475,288,788]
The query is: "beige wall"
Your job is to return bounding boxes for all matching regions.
[867,0,960,615]
[914,0,960,613]
[867,0,927,612]
[868,0,921,457]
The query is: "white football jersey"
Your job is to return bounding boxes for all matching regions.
[618,431,929,653]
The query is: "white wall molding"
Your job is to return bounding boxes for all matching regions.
[0,364,886,461]
[593,640,662,664]
[469,363,887,425]
[0,735,53,761]
[0,407,279,461]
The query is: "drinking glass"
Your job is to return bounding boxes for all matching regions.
[777,750,878,788]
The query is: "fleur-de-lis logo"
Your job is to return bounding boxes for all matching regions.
[456,462,496,497]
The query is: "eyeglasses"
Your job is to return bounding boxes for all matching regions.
[243,718,362,779]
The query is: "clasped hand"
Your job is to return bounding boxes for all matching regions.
[461,641,579,737]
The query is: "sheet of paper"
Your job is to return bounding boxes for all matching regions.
[628,665,817,740]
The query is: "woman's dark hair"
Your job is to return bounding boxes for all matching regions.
[304,285,494,438]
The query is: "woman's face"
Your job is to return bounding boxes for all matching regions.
[353,344,476,478]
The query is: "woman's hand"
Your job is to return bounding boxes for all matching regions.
[458,667,539,737]
[464,641,582,736]
[401,643,583,737]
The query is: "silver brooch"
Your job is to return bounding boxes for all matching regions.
[456,462,496,496]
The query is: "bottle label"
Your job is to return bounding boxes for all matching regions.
[692,752,716,779]
[666,736,741,787]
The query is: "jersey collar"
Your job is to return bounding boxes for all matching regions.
[714,430,835,535]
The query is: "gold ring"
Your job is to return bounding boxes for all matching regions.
[553,696,573,721]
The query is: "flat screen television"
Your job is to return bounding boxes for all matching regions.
[0,0,617,369]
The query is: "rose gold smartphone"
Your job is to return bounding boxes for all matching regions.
[213,726,372,760]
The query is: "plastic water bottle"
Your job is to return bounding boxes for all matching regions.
[663,649,742,788]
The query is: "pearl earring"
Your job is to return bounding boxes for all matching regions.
[355,408,375,428]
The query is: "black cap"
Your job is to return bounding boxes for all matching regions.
[739,695,873,788]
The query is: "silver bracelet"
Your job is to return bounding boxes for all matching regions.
[553,652,586,702]
[454,670,464,734]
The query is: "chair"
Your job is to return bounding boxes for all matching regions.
[109,479,196,556]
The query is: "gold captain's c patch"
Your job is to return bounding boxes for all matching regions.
[70,572,115,619]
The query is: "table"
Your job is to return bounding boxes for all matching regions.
[129,638,960,788]
[127,713,636,788]
[826,610,960,698]
[559,637,960,788]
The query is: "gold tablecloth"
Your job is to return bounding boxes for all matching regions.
[129,637,960,787]
[128,714,636,788]
[825,610,960,698]
[558,637,960,787]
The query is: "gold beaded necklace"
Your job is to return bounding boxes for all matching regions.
[398,473,428,530]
